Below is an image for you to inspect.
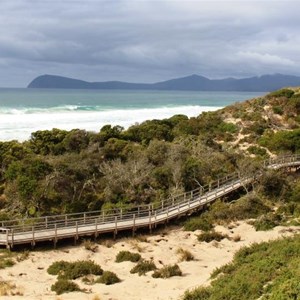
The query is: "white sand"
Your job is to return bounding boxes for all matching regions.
[1,222,299,300]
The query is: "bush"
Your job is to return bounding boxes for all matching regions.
[232,194,271,220]
[47,261,70,275]
[47,260,103,279]
[183,287,212,300]
[272,106,283,115]
[115,251,141,263]
[247,146,267,157]
[97,271,121,285]
[152,264,182,278]
[184,216,213,232]
[197,230,228,243]
[267,89,295,98]
[176,248,194,262]
[51,279,81,295]
[253,214,281,231]
[130,260,157,276]
[183,235,300,300]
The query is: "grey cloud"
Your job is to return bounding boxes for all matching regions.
[0,0,300,87]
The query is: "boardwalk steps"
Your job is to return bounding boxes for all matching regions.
[1,154,299,248]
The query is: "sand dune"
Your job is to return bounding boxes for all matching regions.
[1,222,299,300]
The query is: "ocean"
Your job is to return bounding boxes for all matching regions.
[0,88,265,142]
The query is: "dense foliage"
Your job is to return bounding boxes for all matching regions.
[0,87,299,220]
[182,235,300,300]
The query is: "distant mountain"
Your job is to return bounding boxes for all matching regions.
[27,74,300,92]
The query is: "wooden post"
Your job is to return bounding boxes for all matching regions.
[11,229,14,248]
[6,229,9,249]
[132,214,136,237]
[32,226,35,248]
[95,219,98,239]
[154,211,157,228]
[65,215,68,226]
[114,216,118,239]
[75,221,78,243]
[149,210,152,233]
[54,224,57,248]
[83,213,86,224]
[45,217,48,229]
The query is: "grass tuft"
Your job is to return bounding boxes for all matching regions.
[130,260,157,276]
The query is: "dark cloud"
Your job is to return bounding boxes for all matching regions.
[0,0,300,87]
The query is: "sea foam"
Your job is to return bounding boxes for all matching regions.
[0,105,221,141]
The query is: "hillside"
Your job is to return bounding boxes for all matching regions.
[0,87,299,299]
[27,74,300,91]
[0,87,299,218]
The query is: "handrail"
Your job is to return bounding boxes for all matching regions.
[1,154,299,247]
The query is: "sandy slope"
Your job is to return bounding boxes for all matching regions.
[1,222,299,300]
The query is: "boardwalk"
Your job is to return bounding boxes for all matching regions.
[1,155,300,248]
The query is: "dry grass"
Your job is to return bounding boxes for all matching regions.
[0,281,23,296]
[129,240,145,253]
[176,248,194,262]
[100,239,114,248]
[83,239,98,252]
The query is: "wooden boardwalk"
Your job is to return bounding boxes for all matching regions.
[1,154,299,248]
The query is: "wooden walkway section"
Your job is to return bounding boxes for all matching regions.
[1,154,299,248]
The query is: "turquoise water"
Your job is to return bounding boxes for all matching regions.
[0,88,265,141]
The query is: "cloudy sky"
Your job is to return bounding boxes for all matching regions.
[1,0,300,87]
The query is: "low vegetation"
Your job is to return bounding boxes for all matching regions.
[182,235,300,300]
[115,250,141,263]
[47,260,103,280]
[176,248,194,262]
[0,249,29,269]
[51,279,81,295]
[96,271,121,285]
[130,260,157,276]
[152,264,182,278]
[197,230,228,243]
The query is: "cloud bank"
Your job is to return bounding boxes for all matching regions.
[0,0,299,87]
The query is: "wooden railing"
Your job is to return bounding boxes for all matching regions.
[0,154,299,248]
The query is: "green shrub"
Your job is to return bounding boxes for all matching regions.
[130,260,157,276]
[183,235,300,300]
[115,250,141,263]
[184,216,213,232]
[272,106,283,115]
[97,271,121,285]
[253,214,281,231]
[182,287,212,300]
[268,89,295,98]
[152,264,182,278]
[47,261,70,275]
[247,145,267,157]
[232,194,271,220]
[261,278,300,300]
[47,260,103,279]
[197,230,228,243]
[51,279,81,295]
